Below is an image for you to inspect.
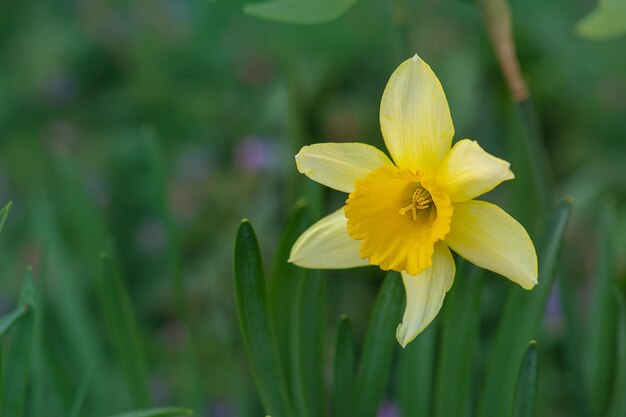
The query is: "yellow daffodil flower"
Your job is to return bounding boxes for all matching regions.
[289,55,538,347]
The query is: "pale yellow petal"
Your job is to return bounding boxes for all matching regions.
[289,207,370,269]
[446,200,537,289]
[436,139,514,202]
[295,143,394,193]
[396,243,455,347]
[380,55,455,177]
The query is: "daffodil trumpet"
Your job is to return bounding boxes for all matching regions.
[289,55,538,347]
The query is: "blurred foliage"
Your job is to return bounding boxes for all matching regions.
[576,0,626,40]
[0,0,624,416]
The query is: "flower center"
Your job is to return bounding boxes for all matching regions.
[344,166,453,276]
[399,187,433,221]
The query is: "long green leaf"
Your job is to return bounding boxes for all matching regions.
[478,199,572,417]
[244,0,359,24]
[396,320,438,417]
[0,307,28,336]
[333,316,355,417]
[2,269,37,417]
[106,407,193,417]
[586,200,618,417]
[69,363,97,417]
[511,341,539,417]
[99,254,151,407]
[354,272,404,417]
[434,262,483,417]
[0,201,11,234]
[607,289,626,417]
[269,200,308,400]
[558,258,591,417]
[290,271,326,417]
[234,220,293,417]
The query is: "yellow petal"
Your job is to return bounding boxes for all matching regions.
[289,207,370,269]
[344,166,453,276]
[436,139,514,202]
[295,143,394,193]
[380,55,455,178]
[446,200,538,289]
[396,243,455,347]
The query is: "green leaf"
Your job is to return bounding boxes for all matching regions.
[69,362,97,417]
[434,262,483,417]
[290,271,326,417]
[234,220,293,417]
[354,272,404,417]
[269,200,308,390]
[558,258,591,417]
[512,341,539,417]
[396,320,438,417]
[106,407,193,417]
[586,199,618,417]
[0,306,28,336]
[244,0,359,24]
[0,201,12,234]
[607,289,626,417]
[2,269,37,417]
[332,316,355,417]
[99,254,151,407]
[576,0,626,40]
[478,199,572,417]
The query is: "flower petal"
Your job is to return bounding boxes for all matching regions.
[380,55,455,177]
[396,243,455,347]
[295,143,394,193]
[436,139,514,202]
[446,200,538,289]
[289,207,370,269]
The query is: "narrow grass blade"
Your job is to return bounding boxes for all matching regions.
[434,263,483,417]
[607,289,626,417]
[0,307,28,336]
[290,271,326,417]
[269,200,308,393]
[516,100,552,219]
[99,254,151,407]
[478,199,572,417]
[69,363,97,417]
[512,341,539,417]
[2,268,37,417]
[558,259,591,417]
[333,316,355,417]
[0,201,12,234]
[270,199,308,285]
[106,407,193,417]
[234,220,293,417]
[396,320,438,417]
[586,199,618,417]
[354,272,405,417]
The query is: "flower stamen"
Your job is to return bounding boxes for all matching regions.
[399,187,433,221]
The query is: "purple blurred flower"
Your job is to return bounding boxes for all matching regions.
[234,137,276,172]
[545,285,563,334]
[378,400,401,417]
